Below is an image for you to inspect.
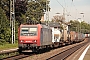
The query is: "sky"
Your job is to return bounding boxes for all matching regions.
[48,0,90,23]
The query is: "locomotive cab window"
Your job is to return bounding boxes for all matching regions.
[21,28,29,36]
[21,27,37,36]
[29,28,37,36]
[21,28,29,33]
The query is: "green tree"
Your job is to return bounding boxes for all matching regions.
[15,0,27,25]
[26,0,50,24]
[70,20,80,32]
[0,0,10,19]
[69,20,90,33]
[0,7,11,45]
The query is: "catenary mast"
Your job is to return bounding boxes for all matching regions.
[10,0,15,44]
[46,0,49,26]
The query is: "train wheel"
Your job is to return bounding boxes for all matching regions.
[32,47,39,53]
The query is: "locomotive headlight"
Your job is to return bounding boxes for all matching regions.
[21,40,24,42]
[34,40,37,42]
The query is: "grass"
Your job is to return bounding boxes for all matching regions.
[0,43,18,50]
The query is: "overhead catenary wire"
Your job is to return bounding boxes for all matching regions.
[56,0,65,9]
[56,0,76,20]
[71,0,80,19]
[66,0,79,19]
[56,0,69,15]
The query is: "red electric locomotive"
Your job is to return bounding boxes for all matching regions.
[18,24,52,52]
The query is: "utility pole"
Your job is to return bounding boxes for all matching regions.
[10,0,15,44]
[80,13,84,33]
[46,0,49,26]
[77,18,81,40]
[63,8,67,41]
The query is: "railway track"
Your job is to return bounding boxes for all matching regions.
[0,43,87,60]
[0,38,88,60]
[46,41,88,60]
[1,52,34,60]
[2,54,29,60]
[0,49,18,59]
[0,48,34,60]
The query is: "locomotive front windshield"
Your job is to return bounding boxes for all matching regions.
[21,27,37,36]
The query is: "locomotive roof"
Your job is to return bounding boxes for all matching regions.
[49,22,60,28]
[20,24,50,29]
[41,24,50,29]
